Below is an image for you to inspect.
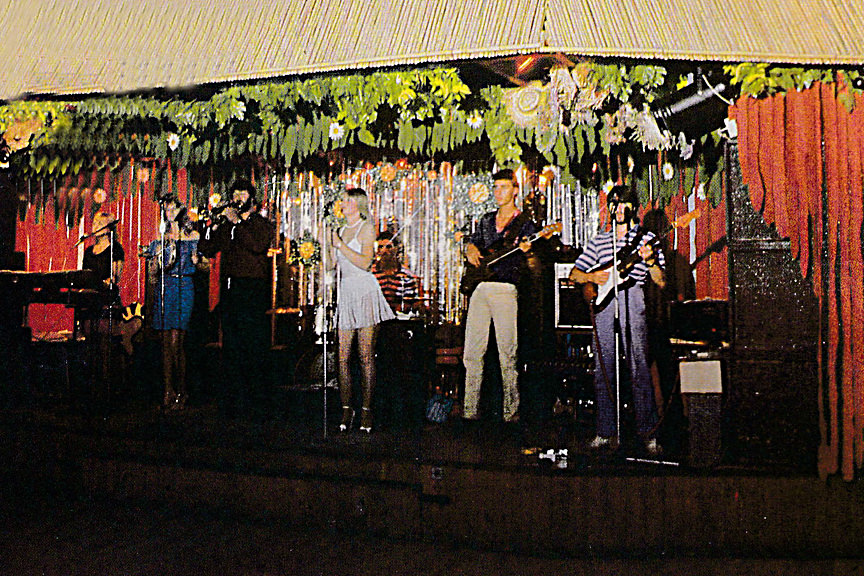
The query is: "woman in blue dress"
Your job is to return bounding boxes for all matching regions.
[145,197,200,410]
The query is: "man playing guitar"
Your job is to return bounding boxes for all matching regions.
[568,185,666,456]
[461,169,538,425]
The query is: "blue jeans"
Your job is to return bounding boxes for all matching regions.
[593,285,657,438]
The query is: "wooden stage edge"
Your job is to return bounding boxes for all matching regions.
[2,403,862,559]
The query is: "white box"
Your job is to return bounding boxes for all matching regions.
[679,360,723,394]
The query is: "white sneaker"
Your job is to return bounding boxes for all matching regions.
[645,438,663,457]
[589,435,611,449]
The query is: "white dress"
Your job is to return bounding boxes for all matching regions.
[335,222,395,330]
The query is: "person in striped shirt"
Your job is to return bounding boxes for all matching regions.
[372,230,419,314]
[569,185,666,457]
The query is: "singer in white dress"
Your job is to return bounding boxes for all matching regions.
[325,188,394,434]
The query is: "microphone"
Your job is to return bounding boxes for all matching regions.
[76,219,118,244]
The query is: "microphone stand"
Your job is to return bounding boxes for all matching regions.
[76,219,118,245]
[611,216,622,444]
[320,223,331,440]
[105,224,117,408]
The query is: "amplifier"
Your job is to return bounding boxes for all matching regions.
[553,263,591,330]
[668,299,728,343]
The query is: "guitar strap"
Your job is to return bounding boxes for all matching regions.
[496,211,530,249]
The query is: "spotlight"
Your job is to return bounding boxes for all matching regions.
[653,74,732,140]
[516,55,537,74]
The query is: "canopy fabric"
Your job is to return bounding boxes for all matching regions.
[1,0,863,100]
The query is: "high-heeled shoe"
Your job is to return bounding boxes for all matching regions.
[359,407,373,434]
[339,406,355,432]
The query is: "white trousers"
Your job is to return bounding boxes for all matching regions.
[462,282,519,421]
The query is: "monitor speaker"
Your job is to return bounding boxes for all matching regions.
[554,263,591,330]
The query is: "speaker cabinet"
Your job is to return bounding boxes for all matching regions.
[553,263,591,330]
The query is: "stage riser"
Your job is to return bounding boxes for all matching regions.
[80,456,864,557]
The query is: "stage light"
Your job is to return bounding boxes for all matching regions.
[653,76,732,140]
[516,55,536,74]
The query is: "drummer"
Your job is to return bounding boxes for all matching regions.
[372,230,421,316]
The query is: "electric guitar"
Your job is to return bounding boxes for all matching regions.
[460,221,562,296]
[583,209,701,309]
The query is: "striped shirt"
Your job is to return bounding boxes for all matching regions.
[573,225,665,286]
[373,267,419,312]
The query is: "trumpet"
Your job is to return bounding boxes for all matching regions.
[200,200,242,226]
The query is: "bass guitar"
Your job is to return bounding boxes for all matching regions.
[460,221,561,296]
[583,209,701,309]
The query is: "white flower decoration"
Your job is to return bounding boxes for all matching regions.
[662,162,674,181]
[167,133,180,151]
[328,122,345,141]
[467,112,483,129]
[627,155,635,173]
[696,182,706,201]
[602,180,615,195]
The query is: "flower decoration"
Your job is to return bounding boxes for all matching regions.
[627,156,635,173]
[467,111,483,129]
[167,133,180,151]
[662,162,675,181]
[209,193,222,208]
[696,182,706,201]
[93,188,107,204]
[601,180,615,195]
[322,183,347,227]
[289,232,321,267]
[426,170,438,180]
[453,174,497,216]
[3,117,43,152]
[467,183,489,204]
[328,122,345,141]
[380,163,397,182]
[332,199,344,219]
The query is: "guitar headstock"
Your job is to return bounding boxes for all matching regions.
[672,208,702,229]
[540,221,562,238]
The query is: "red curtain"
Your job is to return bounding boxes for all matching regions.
[14,164,189,335]
[732,82,864,480]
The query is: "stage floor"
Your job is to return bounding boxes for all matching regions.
[2,389,863,560]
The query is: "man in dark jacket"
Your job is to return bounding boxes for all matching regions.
[198,179,275,419]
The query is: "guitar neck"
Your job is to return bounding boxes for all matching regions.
[485,231,544,266]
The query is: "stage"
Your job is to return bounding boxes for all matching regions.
[2,359,860,560]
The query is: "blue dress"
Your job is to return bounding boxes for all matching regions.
[148,238,198,331]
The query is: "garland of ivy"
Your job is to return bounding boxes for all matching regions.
[724,63,863,111]
[2,61,860,213]
[0,64,666,184]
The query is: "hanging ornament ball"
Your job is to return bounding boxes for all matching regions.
[380,164,397,182]
[137,168,150,183]
[93,188,107,204]
[468,183,490,204]
[299,240,317,261]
